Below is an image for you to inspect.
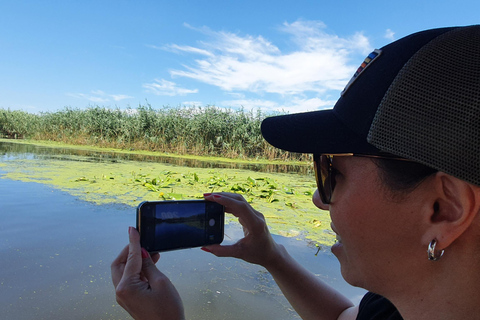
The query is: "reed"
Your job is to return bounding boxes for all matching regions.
[0,105,307,161]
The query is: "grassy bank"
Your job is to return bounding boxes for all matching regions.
[0,105,308,162]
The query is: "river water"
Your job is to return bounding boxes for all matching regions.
[0,141,365,320]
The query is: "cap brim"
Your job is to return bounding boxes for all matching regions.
[261,109,379,155]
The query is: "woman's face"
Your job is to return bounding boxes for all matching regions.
[313,156,428,292]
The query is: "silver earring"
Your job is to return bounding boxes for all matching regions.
[427,239,444,261]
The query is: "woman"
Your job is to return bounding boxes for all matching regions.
[111,25,480,319]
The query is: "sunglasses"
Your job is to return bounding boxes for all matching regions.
[313,153,410,204]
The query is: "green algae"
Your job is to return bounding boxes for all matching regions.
[0,141,334,247]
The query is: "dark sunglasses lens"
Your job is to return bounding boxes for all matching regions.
[321,155,333,203]
[314,155,333,204]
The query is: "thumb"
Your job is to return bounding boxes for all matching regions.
[141,248,163,281]
[203,244,241,259]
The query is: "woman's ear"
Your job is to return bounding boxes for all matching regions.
[422,173,480,250]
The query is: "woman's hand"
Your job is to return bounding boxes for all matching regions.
[203,192,283,268]
[204,193,355,320]
[111,227,185,320]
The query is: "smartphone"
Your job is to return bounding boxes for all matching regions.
[136,200,224,253]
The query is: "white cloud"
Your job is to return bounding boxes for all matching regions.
[148,43,214,57]
[181,101,203,107]
[145,44,163,50]
[220,99,280,111]
[143,79,198,96]
[67,90,133,103]
[385,29,395,41]
[221,95,337,113]
[165,20,372,96]
[91,89,106,95]
[166,44,214,57]
[287,96,337,112]
[226,92,246,99]
[279,20,370,54]
[111,94,134,101]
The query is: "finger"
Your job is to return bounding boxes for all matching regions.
[151,252,160,264]
[207,193,268,237]
[202,243,242,259]
[213,192,263,219]
[141,250,164,282]
[204,193,261,227]
[122,227,143,278]
[111,244,129,288]
[204,192,245,207]
[205,192,246,204]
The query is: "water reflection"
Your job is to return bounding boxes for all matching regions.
[0,141,313,175]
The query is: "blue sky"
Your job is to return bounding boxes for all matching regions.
[1,1,479,113]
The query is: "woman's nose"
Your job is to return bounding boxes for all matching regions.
[312,189,329,210]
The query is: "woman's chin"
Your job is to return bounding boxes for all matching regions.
[331,240,343,257]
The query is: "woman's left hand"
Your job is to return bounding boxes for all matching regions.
[111,227,185,320]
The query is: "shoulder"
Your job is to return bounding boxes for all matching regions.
[355,292,403,320]
[338,305,359,320]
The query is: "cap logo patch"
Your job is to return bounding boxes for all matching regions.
[341,49,382,96]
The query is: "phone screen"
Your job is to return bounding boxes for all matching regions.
[137,200,224,252]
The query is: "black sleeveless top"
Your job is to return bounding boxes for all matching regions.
[356,292,403,320]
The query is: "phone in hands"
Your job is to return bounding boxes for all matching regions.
[136,200,224,253]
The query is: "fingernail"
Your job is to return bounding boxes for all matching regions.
[201,247,212,253]
[203,193,212,197]
[128,226,134,235]
[213,194,221,199]
[141,248,150,259]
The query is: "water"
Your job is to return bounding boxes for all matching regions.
[0,141,313,175]
[0,141,365,319]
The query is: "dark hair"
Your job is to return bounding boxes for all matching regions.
[374,158,438,194]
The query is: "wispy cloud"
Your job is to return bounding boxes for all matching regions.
[147,43,213,57]
[221,96,337,113]
[384,29,395,41]
[181,101,203,107]
[111,94,134,101]
[164,20,371,98]
[143,79,198,96]
[145,20,374,112]
[220,99,280,111]
[165,44,214,57]
[67,90,133,103]
[287,96,337,112]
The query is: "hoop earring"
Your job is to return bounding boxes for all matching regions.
[427,239,444,261]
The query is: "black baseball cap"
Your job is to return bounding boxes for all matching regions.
[261,25,480,186]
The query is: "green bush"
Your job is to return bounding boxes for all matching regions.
[0,105,304,161]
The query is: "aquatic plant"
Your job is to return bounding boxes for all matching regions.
[0,148,333,246]
[0,105,308,162]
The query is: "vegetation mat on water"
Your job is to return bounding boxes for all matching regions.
[0,154,334,247]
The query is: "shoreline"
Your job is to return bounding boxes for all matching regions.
[0,138,310,167]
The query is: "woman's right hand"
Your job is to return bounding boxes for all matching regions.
[202,192,284,268]
[204,193,356,320]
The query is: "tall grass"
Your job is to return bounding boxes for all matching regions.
[0,105,307,161]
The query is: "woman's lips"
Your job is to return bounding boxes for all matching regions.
[331,223,342,243]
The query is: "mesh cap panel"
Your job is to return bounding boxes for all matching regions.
[368,26,480,185]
